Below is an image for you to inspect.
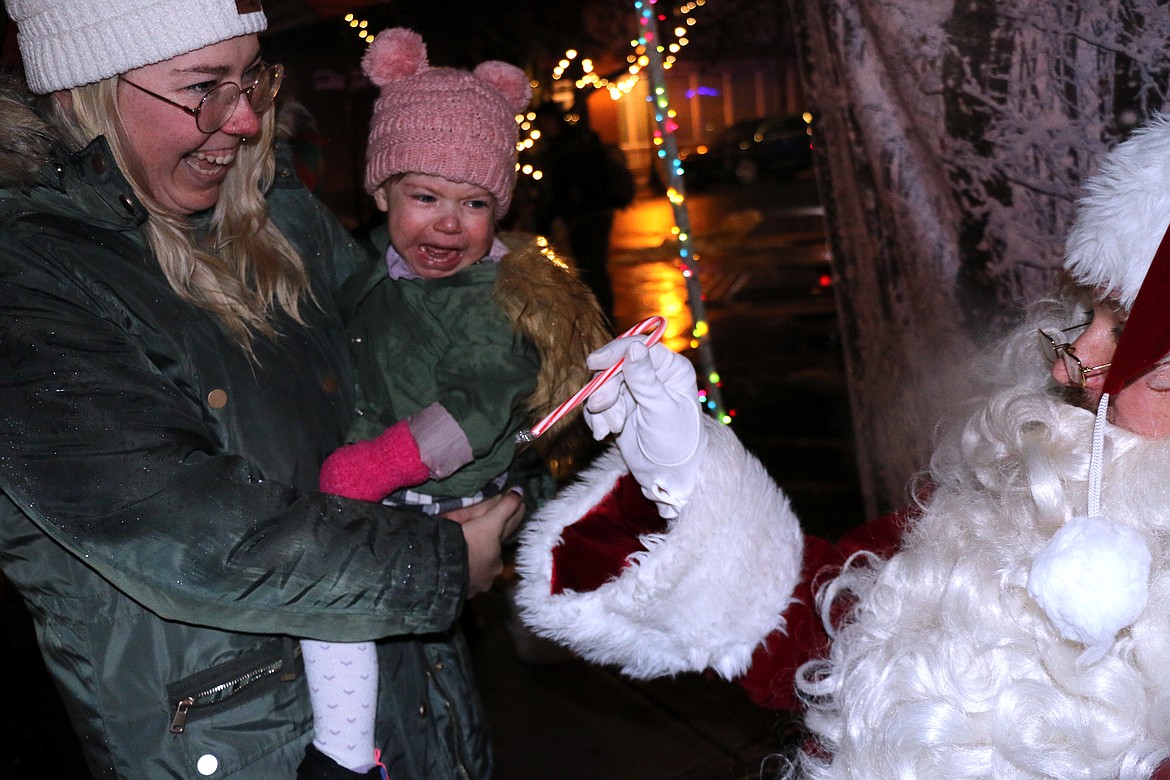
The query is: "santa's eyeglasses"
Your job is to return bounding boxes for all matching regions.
[120,63,284,134]
[1038,327,1111,387]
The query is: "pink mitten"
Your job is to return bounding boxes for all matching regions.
[319,420,430,501]
[584,339,705,517]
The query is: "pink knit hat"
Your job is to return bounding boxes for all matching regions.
[362,28,531,219]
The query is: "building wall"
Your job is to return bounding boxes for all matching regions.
[600,56,805,185]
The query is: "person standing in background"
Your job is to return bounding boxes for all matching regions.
[534,100,635,327]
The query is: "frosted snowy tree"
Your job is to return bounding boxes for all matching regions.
[790,0,1170,515]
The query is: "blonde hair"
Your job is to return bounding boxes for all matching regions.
[51,76,313,353]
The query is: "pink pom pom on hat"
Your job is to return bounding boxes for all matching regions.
[362,27,531,219]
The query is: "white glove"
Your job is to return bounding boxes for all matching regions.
[584,338,706,518]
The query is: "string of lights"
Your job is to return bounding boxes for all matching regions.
[634,0,727,424]
[565,0,708,98]
[516,108,546,182]
[342,12,375,43]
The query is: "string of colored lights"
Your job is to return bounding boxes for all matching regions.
[343,6,708,185]
[572,0,707,97]
[342,12,375,43]
[635,0,728,424]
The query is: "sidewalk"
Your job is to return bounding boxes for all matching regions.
[467,586,797,780]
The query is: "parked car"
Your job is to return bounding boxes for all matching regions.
[681,113,813,187]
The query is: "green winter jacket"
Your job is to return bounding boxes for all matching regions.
[341,246,540,499]
[0,105,491,778]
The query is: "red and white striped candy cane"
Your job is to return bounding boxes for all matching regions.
[516,315,668,442]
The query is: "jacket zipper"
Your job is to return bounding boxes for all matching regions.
[426,665,471,779]
[169,657,286,734]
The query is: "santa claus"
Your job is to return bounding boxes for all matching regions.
[515,114,1170,778]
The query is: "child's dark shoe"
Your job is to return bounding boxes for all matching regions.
[296,745,385,780]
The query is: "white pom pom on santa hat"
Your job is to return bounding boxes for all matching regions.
[1028,514,1151,664]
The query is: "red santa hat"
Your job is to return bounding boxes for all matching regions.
[1064,114,1170,391]
[1027,117,1170,661]
[513,418,804,680]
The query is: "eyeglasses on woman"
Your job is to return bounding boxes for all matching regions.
[119,63,284,134]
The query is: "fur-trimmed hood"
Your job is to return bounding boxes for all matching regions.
[494,233,611,460]
[0,78,59,190]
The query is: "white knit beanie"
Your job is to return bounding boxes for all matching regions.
[4,0,268,94]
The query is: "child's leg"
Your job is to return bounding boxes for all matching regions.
[301,639,379,772]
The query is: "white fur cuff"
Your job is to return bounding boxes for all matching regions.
[514,417,804,680]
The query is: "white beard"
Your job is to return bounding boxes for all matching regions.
[798,378,1170,779]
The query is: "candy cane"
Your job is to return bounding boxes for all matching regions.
[516,315,668,442]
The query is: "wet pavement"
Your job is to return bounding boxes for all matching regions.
[2,171,864,779]
[607,172,863,542]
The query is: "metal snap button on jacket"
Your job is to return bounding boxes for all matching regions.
[207,389,228,409]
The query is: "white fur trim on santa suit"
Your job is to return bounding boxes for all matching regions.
[513,416,804,680]
[1064,113,1170,310]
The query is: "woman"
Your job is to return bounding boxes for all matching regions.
[0,1,521,778]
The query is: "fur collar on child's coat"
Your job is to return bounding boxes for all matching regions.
[494,233,611,464]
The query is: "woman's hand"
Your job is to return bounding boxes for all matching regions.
[446,491,525,597]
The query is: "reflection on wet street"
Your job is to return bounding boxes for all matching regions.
[607,173,862,541]
[613,260,693,352]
